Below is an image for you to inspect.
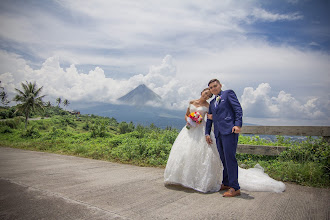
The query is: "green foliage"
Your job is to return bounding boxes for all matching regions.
[83,122,90,131]
[0,125,13,134]
[118,121,135,134]
[0,106,23,119]
[161,129,178,145]
[278,137,330,185]
[0,117,24,129]
[44,127,72,140]
[0,112,328,187]
[109,117,119,126]
[51,115,77,129]
[108,136,123,148]
[237,136,329,187]
[21,125,41,138]
[279,137,329,165]
[13,81,45,128]
[33,119,51,131]
[258,160,328,187]
[90,121,110,138]
[109,130,174,166]
[43,106,69,117]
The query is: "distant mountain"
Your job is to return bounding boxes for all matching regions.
[117,84,161,105]
[70,101,186,129]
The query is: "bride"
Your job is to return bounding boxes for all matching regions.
[164,88,286,194]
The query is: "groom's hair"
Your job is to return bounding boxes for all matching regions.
[208,79,220,86]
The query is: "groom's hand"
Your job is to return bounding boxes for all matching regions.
[206,135,213,145]
[232,126,241,133]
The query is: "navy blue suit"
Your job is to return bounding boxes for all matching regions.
[205,90,243,190]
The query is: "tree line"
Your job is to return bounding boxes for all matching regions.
[0,81,70,128]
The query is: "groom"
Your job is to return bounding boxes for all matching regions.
[205,79,243,197]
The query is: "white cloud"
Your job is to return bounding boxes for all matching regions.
[1,52,329,125]
[0,0,305,68]
[0,1,329,125]
[309,42,320,47]
[251,8,303,22]
[0,52,204,110]
[241,83,278,117]
[241,83,329,122]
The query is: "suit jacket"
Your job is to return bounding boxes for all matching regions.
[205,90,243,137]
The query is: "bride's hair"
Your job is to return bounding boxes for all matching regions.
[201,88,213,98]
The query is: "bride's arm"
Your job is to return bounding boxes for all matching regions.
[185,107,190,122]
[185,101,194,122]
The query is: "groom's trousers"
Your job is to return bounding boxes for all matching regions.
[216,133,240,191]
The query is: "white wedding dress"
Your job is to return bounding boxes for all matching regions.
[164,104,286,193]
[164,104,223,193]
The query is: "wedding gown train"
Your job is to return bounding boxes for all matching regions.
[164,104,286,193]
[238,164,286,193]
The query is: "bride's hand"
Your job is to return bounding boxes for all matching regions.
[207,114,213,120]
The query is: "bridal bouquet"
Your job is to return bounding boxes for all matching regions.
[186,111,203,129]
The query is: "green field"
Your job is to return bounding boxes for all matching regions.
[0,106,329,188]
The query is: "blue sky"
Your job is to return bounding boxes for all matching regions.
[0,0,329,125]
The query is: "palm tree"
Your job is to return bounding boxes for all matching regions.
[63,99,70,109]
[0,81,10,105]
[56,97,62,107]
[44,101,51,107]
[13,81,45,128]
[0,90,9,105]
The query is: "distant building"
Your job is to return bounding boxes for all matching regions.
[68,110,80,115]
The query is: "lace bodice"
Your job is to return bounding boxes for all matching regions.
[189,104,208,118]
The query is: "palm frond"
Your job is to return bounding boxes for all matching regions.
[13,81,46,128]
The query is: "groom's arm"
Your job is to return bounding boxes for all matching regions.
[205,104,213,136]
[227,90,243,127]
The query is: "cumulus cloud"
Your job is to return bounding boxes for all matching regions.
[0,1,329,125]
[241,83,329,122]
[0,52,206,110]
[1,52,329,125]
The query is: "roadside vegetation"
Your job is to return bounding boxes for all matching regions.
[0,81,329,188]
[0,109,328,188]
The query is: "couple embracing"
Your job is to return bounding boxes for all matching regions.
[164,79,285,195]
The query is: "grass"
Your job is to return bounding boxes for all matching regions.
[0,113,329,188]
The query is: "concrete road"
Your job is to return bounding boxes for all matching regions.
[0,147,329,220]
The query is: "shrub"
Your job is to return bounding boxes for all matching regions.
[83,122,90,131]
[108,136,123,148]
[0,117,24,129]
[34,120,49,130]
[44,127,73,139]
[21,126,41,138]
[0,106,23,119]
[279,137,330,177]
[161,130,178,145]
[118,122,134,134]
[0,125,13,133]
[90,121,109,138]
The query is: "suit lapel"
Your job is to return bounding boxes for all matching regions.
[215,91,223,112]
[212,98,216,108]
